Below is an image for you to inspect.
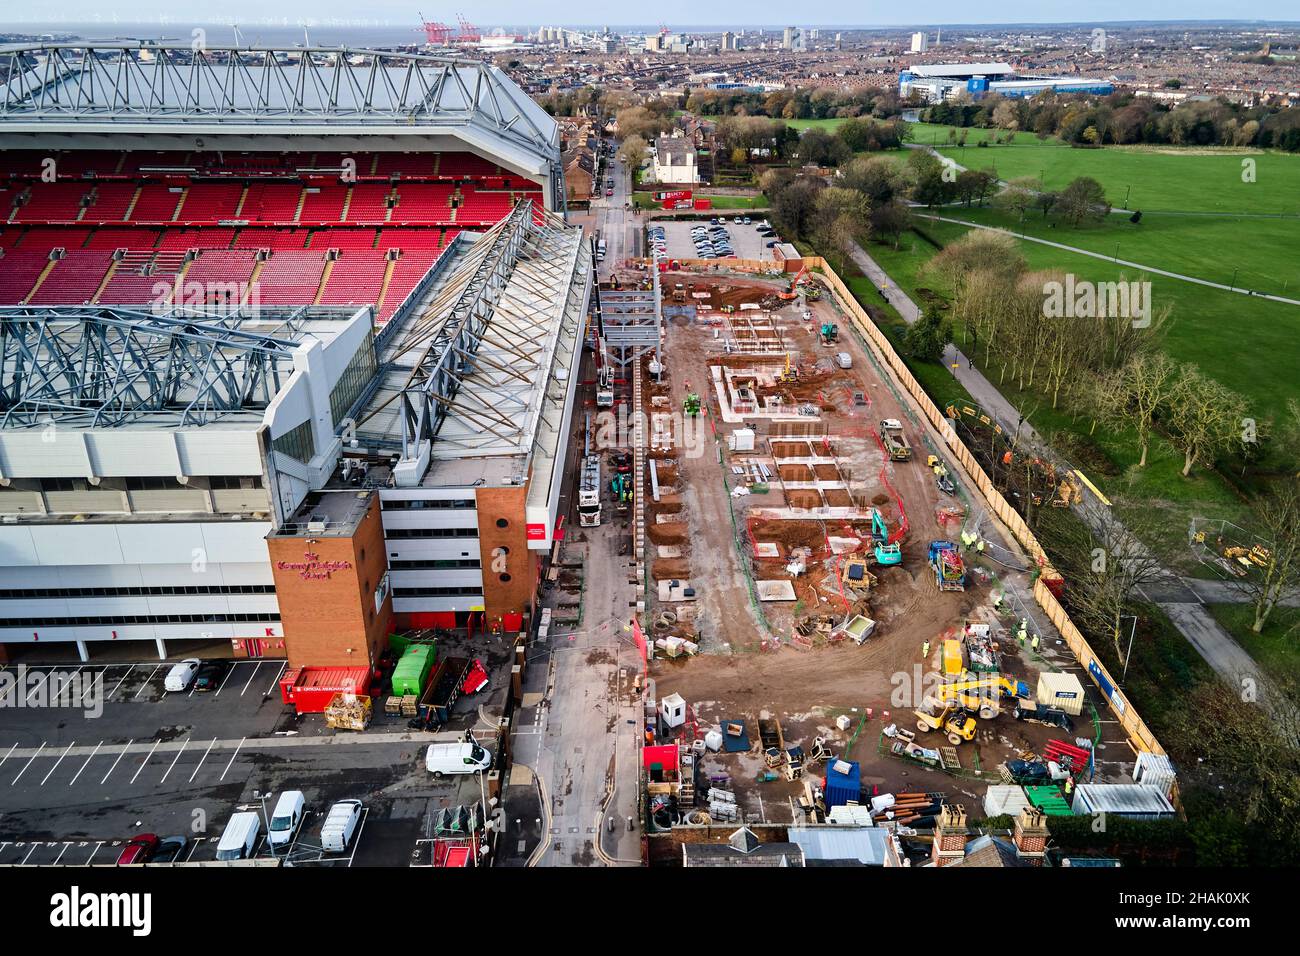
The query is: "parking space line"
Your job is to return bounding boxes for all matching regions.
[100,739,133,784]
[20,844,39,865]
[52,842,73,865]
[48,665,84,702]
[133,664,162,700]
[0,742,17,773]
[105,664,135,702]
[159,737,189,783]
[220,737,246,781]
[181,837,205,863]
[40,741,76,786]
[263,660,288,696]
[68,741,103,786]
[212,663,239,697]
[84,842,105,865]
[239,661,264,696]
[11,742,45,785]
[130,739,161,784]
[22,668,53,704]
[189,737,218,782]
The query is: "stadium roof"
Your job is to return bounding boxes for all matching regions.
[354,200,589,471]
[0,304,357,429]
[0,43,558,172]
[906,62,1016,78]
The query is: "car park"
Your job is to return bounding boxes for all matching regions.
[192,660,230,692]
[163,659,201,692]
[116,833,160,865]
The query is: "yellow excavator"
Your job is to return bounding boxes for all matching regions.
[914,703,978,746]
[932,674,1031,720]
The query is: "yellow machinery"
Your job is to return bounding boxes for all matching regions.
[933,673,1032,720]
[942,639,964,677]
[914,703,978,746]
[778,353,798,384]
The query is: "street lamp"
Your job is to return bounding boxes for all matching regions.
[1119,615,1139,684]
[1123,184,1131,209]
[1229,268,1239,292]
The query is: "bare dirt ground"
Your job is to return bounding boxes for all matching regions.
[643,268,1092,819]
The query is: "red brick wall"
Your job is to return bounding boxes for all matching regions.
[267,494,392,668]
[474,484,537,631]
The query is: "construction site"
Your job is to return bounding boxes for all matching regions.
[580,255,1175,867]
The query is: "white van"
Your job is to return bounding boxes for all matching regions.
[320,799,363,853]
[267,790,305,848]
[164,658,201,692]
[425,741,492,778]
[215,811,261,862]
[835,352,853,370]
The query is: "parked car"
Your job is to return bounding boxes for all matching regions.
[215,811,261,862]
[320,799,364,853]
[116,833,160,865]
[426,740,493,778]
[192,660,230,692]
[163,659,201,692]
[151,836,189,864]
[267,790,306,848]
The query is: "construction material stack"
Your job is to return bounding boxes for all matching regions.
[578,454,602,527]
[929,540,966,591]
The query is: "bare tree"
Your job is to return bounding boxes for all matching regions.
[1166,365,1251,477]
[1096,352,1179,467]
[1038,504,1167,666]
[1233,478,1300,634]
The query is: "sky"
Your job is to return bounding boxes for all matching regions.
[1,3,1296,29]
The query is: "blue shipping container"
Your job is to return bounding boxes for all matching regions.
[824,760,861,808]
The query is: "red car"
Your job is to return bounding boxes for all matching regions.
[116,833,160,865]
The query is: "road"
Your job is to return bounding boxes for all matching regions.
[848,239,1267,693]
[593,142,641,275]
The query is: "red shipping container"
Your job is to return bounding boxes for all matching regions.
[279,665,370,714]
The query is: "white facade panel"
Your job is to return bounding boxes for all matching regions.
[385,540,480,561]
[380,511,480,531]
[85,431,182,476]
[390,569,484,589]
[0,621,283,644]
[174,430,266,476]
[393,595,483,614]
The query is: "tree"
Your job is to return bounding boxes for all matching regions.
[1096,352,1178,468]
[901,311,952,362]
[1055,176,1110,226]
[1037,504,1167,666]
[992,176,1038,220]
[1166,365,1250,477]
[812,187,871,270]
[868,198,912,249]
[617,135,648,171]
[770,176,824,239]
[1233,478,1300,634]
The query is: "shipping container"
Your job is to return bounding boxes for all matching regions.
[1036,672,1085,716]
[391,643,437,697]
[823,759,861,808]
[279,666,370,715]
[1071,784,1175,820]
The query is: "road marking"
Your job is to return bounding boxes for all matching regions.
[53,842,72,865]
[48,665,84,703]
[84,842,104,865]
[212,663,237,697]
[133,664,162,701]
[263,660,287,697]
[22,668,53,704]
[130,739,161,784]
[20,843,39,865]
[105,664,134,702]
[11,742,46,785]
[68,741,103,786]
[40,741,76,786]
[159,737,189,783]
[100,739,133,784]
[189,737,218,782]
[0,742,17,773]
[220,737,246,781]
[240,661,264,696]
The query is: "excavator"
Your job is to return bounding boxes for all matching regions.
[777,265,820,301]
[871,509,902,566]
[932,674,1031,720]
